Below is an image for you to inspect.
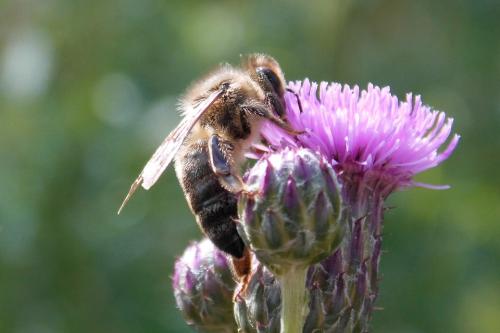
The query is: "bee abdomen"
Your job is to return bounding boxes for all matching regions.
[197,203,245,258]
[178,140,245,258]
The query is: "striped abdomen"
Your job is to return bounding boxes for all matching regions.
[175,139,245,258]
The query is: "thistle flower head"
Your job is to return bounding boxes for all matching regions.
[262,80,460,195]
[173,239,236,333]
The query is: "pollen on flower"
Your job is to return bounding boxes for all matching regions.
[260,80,460,191]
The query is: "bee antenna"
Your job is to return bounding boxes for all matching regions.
[286,88,303,113]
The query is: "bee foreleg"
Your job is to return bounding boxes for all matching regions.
[254,69,286,118]
[285,87,304,113]
[243,103,304,136]
[208,134,246,194]
[208,134,231,176]
[265,92,286,118]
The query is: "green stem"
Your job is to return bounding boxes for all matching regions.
[279,267,308,333]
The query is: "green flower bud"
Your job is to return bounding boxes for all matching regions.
[238,148,344,276]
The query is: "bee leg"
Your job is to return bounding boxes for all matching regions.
[232,248,252,300]
[245,104,305,136]
[265,91,287,118]
[208,134,260,197]
[253,68,286,118]
[269,114,305,136]
[285,88,304,113]
[208,134,232,177]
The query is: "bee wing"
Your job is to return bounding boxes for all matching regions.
[118,88,224,214]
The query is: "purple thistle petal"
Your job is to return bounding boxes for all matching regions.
[412,182,451,190]
[260,81,460,191]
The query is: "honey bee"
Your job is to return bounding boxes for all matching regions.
[118,54,302,292]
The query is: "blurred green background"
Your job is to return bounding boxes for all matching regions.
[1,0,499,332]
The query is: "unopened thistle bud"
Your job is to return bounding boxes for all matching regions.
[238,147,344,333]
[173,239,236,333]
[238,148,344,275]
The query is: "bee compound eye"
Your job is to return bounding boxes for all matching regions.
[256,67,281,94]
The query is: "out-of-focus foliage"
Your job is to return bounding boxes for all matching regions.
[0,0,498,332]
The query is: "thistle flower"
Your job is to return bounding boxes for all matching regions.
[173,239,237,333]
[262,80,460,198]
[174,80,460,333]
[247,80,460,332]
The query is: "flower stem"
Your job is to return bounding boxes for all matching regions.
[279,266,308,333]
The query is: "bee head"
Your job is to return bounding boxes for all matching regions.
[243,53,286,98]
[255,67,282,97]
